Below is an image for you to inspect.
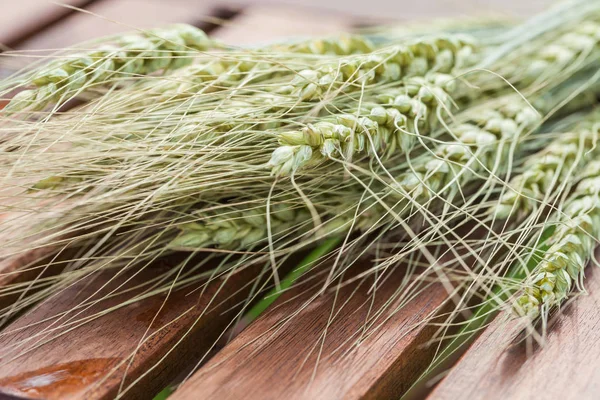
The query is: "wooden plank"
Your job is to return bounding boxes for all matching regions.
[226,0,554,20]
[0,0,92,48]
[171,267,449,400]
[17,0,218,51]
[0,196,77,315]
[0,260,262,400]
[0,243,61,314]
[0,6,358,400]
[428,262,600,400]
[211,5,353,46]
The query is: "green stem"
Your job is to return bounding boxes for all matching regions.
[245,237,342,321]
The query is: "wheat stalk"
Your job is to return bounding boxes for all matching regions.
[2,2,600,344]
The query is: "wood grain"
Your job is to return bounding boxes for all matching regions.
[171,266,449,400]
[0,259,263,400]
[428,263,600,400]
[17,0,217,51]
[211,4,353,45]
[0,0,92,48]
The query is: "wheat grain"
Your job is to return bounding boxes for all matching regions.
[269,72,457,174]
[279,34,375,55]
[285,35,476,101]
[387,99,540,204]
[4,24,213,113]
[169,203,311,249]
[495,116,600,219]
[268,15,600,175]
[514,160,600,318]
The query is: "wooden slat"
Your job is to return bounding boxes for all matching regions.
[0,260,263,400]
[0,0,92,48]
[428,263,600,400]
[0,244,61,313]
[227,0,554,20]
[0,198,77,314]
[0,6,357,399]
[171,267,449,400]
[17,0,217,51]
[211,5,353,46]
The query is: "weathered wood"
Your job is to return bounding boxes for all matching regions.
[211,4,353,45]
[428,263,600,400]
[171,266,449,400]
[0,0,92,48]
[0,260,262,400]
[227,0,554,20]
[16,0,217,51]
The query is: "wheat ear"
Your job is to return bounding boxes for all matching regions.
[495,117,600,219]
[514,160,600,318]
[269,72,458,174]
[4,24,213,113]
[285,35,476,101]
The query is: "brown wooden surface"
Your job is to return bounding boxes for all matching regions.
[428,263,600,400]
[211,4,354,45]
[0,260,265,400]
[0,0,93,48]
[16,0,217,51]
[172,266,449,400]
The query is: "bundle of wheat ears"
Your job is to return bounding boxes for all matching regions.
[1,0,600,397]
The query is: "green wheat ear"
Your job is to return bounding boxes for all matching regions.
[2,5,600,375]
[494,116,600,220]
[284,35,477,101]
[514,159,600,319]
[4,24,214,114]
[269,72,459,174]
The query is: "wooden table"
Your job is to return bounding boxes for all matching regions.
[3,1,596,400]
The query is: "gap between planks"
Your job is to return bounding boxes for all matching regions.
[171,264,450,400]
